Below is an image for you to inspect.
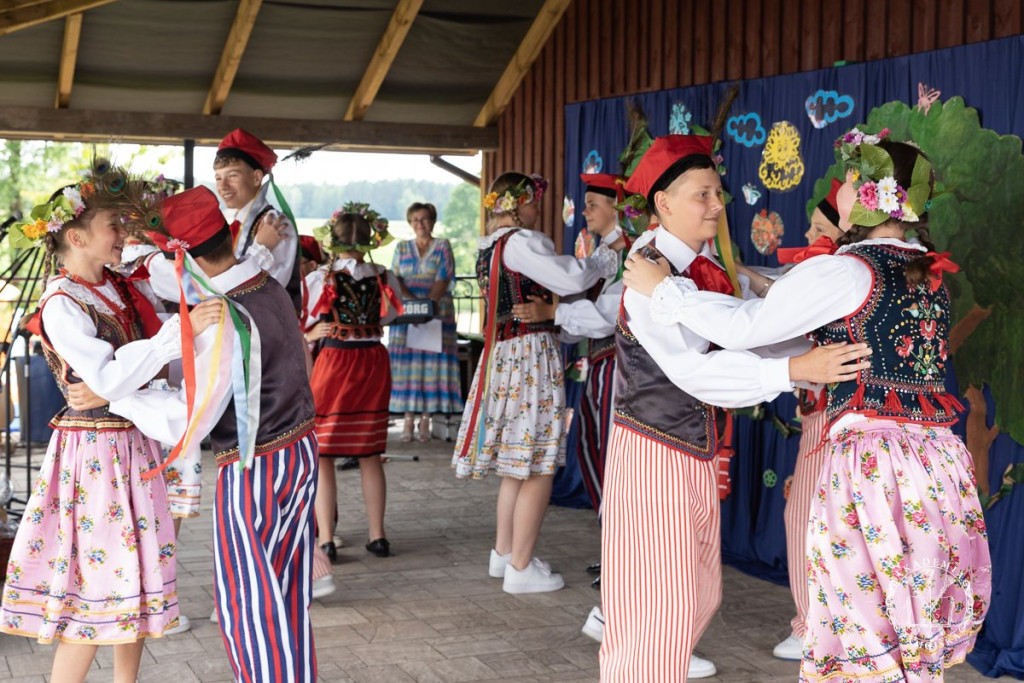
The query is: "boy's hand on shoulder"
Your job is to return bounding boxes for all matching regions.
[255,211,290,250]
[189,299,224,337]
[623,253,671,296]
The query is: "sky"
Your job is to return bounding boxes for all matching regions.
[114,144,482,186]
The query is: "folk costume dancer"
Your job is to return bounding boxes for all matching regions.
[106,187,320,683]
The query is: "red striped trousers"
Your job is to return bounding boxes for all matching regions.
[600,425,722,682]
[783,409,828,638]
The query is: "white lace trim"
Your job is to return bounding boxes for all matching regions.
[650,276,697,326]
[477,226,517,249]
[42,276,126,317]
[836,237,927,255]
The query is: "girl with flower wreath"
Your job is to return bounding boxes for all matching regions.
[0,170,221,682]
[453,171,619,594]
[304,202,404,559]
[624,133,991,681]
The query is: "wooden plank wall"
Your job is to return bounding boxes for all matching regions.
[484,0,1024,248]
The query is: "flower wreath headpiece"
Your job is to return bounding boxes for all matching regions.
[483,174,548,214]
[8,182,97,248]
[313,200,393,254]
[835,127,934,227]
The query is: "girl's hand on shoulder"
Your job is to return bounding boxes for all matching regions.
[67,382,108,411]
[189,299,224,337]
[623,254,671,296]
[305,321,332,342]
[510,295,554,324]
[789,342,872,384]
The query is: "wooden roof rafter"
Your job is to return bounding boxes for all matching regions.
[0,0,116,37]
[203,0,262,116]
[54,12,82,108]
[473,0,571,127]
[0,106,498,155]
[344,0,424,122]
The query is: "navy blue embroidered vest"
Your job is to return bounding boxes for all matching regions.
[476,229,556,341]
[211,271,315,466]
[315,268,385,344]
[613,241,717,459]
[813,243,962,427]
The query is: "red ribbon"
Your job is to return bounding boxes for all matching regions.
[687,255,735,295]
[121,264,165,339]
[143,249,195,481]
[311,282,337,320]
[777,236,838,264]
[926,251,959,292]
[378,277,405,318]
[228,219,241,242]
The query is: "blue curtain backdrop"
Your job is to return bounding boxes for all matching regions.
[561,35,1024,678]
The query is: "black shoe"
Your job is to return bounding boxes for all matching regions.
[321,541,337,563]
[336,457,359,471]
[365,538,391,557]
[591,575,601,590]
[586,562,601,575]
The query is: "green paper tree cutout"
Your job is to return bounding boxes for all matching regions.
[809,97,1024,501]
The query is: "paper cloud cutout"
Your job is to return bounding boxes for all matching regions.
[726,113,767,148]
[582,150,603,174]
[805,89,855,129]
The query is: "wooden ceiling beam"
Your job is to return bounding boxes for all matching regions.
[202,0,262,116]
[0,0,117,37]
[54,12,82,108]
[344,0,423,122]
[0,106,497,155]
[473,0,571,127]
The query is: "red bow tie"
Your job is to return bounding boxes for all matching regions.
[686,255,735,295]
[777,236,838,264]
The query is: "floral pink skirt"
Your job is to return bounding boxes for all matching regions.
[800,418,991,682]
[0,427,179,644]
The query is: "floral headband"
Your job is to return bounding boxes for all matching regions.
[835,128,933,227]
[483,174,548,214]
[8,182,96,248]
[313,200,393,254]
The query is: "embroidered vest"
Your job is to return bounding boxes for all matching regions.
[316,268,385,344]
[476,229,556,341]
[210,271,315,466]
[40,273,142,431]
[813,243,962,427]
[613,241,717,458]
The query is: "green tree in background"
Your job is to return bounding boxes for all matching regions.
[441,182,482,276]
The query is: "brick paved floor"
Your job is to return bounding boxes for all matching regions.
[0,426,994,681]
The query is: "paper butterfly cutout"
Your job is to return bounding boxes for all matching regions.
[917,82,941,115]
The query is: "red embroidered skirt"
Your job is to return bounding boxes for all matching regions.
[311,342,391,457]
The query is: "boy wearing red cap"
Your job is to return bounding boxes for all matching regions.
[214,128,302,309]
[602,135,869,681]
[105,186,319,682]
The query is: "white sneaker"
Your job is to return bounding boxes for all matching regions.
[688,655,717,679]
[312,574,336,599]
[502,557,564,594]
[488,549,510,578]
[209,608,218,623]
[772,633,804,660]
[164,614,191,635]
[581,606,604,643]
[488,549,551,578]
